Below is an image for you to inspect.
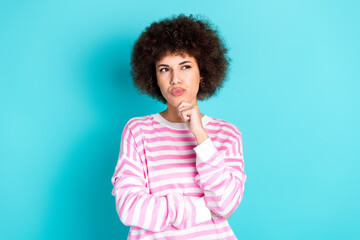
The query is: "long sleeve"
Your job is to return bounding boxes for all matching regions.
[111,121,212,232]
[193,130,247,217]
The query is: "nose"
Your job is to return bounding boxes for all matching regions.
[170,69,182,85]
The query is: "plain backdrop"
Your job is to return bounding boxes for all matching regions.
[1,0,359,239]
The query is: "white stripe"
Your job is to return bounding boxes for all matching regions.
[148,148,195,157]
[150,177,195,188]
[118,193,137,224]
[131,195,146,226]
[154,188,204,196]
[153,198,166,231]
[118,177,143,189]
[142,196,155,230]
[150,166,197,177]
[173,196,184,228]
[145,140,196,148]
[148,158,195,167]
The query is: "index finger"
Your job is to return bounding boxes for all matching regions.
[177,101,190,108]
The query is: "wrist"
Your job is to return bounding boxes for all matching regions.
[195,129,209,145]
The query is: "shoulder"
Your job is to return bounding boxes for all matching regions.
[207,115,242,139]
[207,115,244,155]
[123,114,156,132]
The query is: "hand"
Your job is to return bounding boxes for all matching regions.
[210,210,231,219]
[177,101,208,142]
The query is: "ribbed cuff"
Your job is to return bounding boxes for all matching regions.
[193,137,217,164]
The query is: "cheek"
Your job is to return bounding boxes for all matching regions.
[157,80,167,92]
[157,81,170,100]
[190,75,201,89]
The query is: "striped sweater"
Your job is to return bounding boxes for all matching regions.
[111,113,247,240]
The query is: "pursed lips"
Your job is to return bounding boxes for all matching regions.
[171,87,185,96]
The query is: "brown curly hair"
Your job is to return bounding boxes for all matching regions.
[130,13,231,104]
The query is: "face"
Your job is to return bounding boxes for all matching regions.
[155,52,202,108]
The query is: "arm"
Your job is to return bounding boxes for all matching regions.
[111,122,212,232]
[193,130,247,217]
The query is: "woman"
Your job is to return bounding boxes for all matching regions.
[111,14,247,239]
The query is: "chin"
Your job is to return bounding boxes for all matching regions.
[167,97,186,107]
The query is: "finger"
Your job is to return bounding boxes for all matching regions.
[177,101,192,110]
[177,102,192,111]
[178,105,199,117]
[177,106,191,116]
[177,101,186,108]
[179,101,191,106]
[177,104,194,115]
[177,108,187,121]
[179,109,192,122]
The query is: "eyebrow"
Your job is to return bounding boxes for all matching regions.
[157,60,192,68]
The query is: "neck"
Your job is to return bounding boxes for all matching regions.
[160,102,204,123]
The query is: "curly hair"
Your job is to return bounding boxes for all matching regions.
[130,13,231,104]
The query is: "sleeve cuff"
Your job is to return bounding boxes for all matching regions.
[194,197,212,224]
[193,137,217,164]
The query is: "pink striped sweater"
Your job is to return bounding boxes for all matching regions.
[111,113,247,239]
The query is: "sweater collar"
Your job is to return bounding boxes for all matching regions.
[152,113,211,130]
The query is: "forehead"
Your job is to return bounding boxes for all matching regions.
[156,51,196,64]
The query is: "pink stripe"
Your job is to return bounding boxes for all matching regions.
[238,133,243,156]
[210,135,234,146]
[224,189,242,215]
[225,157,243,163]
[150,182,201,193]
[206,128,238,139]
[150,171,197,182]
[127,116,154,128]
[229,166,245,177]
[149,199,161,231]
[137,197,150,227]
[119,194,137,224]
[113,158,142,177]
[203,173,228,193]
[198,163,225,175]
[165,195,174,226]
[227,184,245,215]
[124,126,131,159]
[146,144,196,152]
[150,162,195,171]
[207,121,241,136]
[147,153,196,161]
[171,193,181,228]
[123,194,138,225]
[142,127,191,135]
[197,151,219,169]
[146,135,196,143]
[147,144,228,153]
[228,165,242,172]
[131,120,159,130]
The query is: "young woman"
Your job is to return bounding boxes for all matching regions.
[111,14,247,240]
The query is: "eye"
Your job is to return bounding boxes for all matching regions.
[181,65,191,70]
[159,68,169,72]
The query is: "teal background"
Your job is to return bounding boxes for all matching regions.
[1,0,359,239]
